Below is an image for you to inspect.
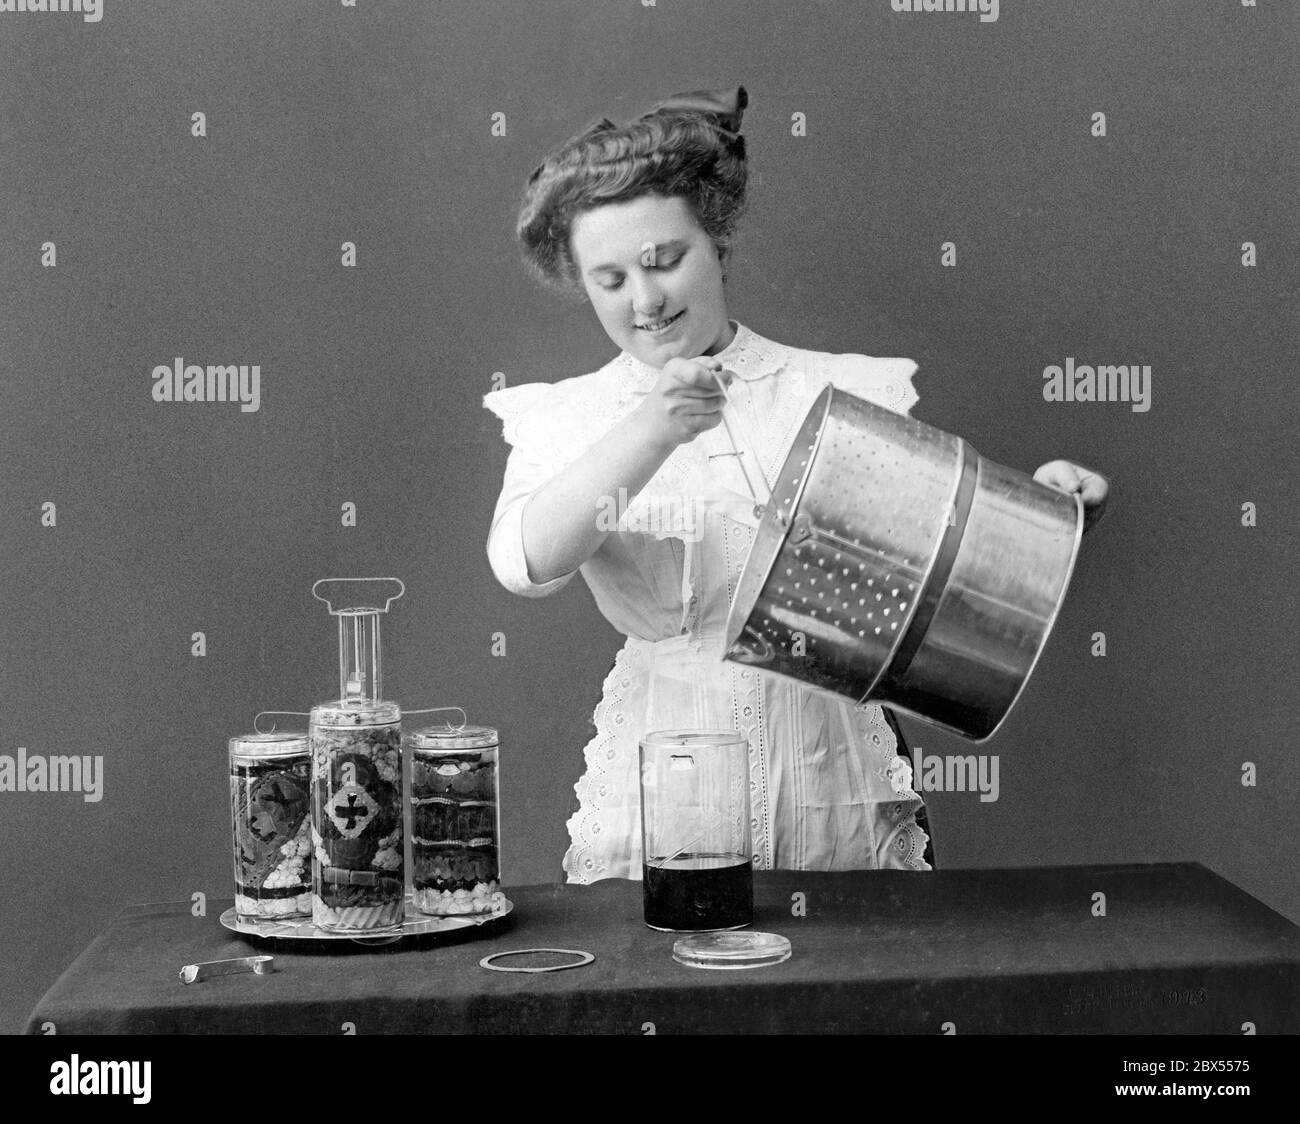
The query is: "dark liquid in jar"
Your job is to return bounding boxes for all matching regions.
[642,852,753,931]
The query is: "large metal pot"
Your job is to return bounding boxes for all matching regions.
[723,385,1083,742]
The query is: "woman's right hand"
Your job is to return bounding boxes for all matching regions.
[513,355,734,585]
[634,356,733,451]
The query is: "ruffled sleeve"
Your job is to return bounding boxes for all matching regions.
[482,382,586,599]
[825,353,920,417]
[483,382,553,447]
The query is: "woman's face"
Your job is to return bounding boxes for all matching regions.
[569,193,733,368]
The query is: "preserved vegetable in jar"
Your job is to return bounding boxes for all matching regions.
[408,725,503,916]
[307,579,406,933]
[230,732,312,920]
[310,701,405,932]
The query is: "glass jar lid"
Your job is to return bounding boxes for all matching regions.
[309,699,401,728]
[672,931,792,970]
[228,731,308,757]
[408,724,498,751]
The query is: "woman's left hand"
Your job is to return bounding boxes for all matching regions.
[1032,460,1109,534]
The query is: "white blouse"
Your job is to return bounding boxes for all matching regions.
[484,321,932,882]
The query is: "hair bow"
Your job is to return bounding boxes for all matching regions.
[641,85,748,137]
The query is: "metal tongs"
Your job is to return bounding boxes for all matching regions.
[179,955,274,984]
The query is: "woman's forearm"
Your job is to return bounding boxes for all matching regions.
[520,405,677,584]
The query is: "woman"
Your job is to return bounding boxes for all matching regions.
[484,86,1108,884]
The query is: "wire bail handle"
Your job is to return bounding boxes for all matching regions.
[253,710,311,735]
[311,578,405,703]
[311,577,405,616]
[403,706,469,732]
[712,370,773,518]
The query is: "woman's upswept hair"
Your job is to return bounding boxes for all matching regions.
[517,108,749,296]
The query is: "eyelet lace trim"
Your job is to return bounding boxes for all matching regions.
[563,643,646,884]
[725,513,772,868]
[854,704,932,871]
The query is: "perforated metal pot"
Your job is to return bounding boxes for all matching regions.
[723,386,1084,742]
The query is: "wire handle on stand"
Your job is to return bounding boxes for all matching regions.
[254,710,311,734]
[311,578,405,616]
[712,370,773,519]
[402,706,468,731]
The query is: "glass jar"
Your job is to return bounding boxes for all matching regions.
[407,725,503,916]
[229,731,312,921]
[640,730,753,932]
[310,700,404,932]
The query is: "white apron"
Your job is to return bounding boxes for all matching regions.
[555,338,932,882]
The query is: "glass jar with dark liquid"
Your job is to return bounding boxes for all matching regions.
[639,730,753,932]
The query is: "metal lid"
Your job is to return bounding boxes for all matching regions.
[407,724,498,751]
[309,699,401,727]
[228,731,308,757]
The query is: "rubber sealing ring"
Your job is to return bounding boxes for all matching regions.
[479,948,595,974]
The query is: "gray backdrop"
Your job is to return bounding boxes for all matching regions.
[2,0,1296,1031]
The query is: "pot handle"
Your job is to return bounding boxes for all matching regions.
[725,624,775,666]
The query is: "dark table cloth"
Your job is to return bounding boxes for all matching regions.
[26,863,1300,1034]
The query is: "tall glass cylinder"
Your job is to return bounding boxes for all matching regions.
[338,610,383,702]
[230,731,312,921]
[639,730,753,932]
[407,725,503,916]
[310,700,404,932]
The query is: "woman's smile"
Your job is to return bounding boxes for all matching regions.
[636,309,685,333]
